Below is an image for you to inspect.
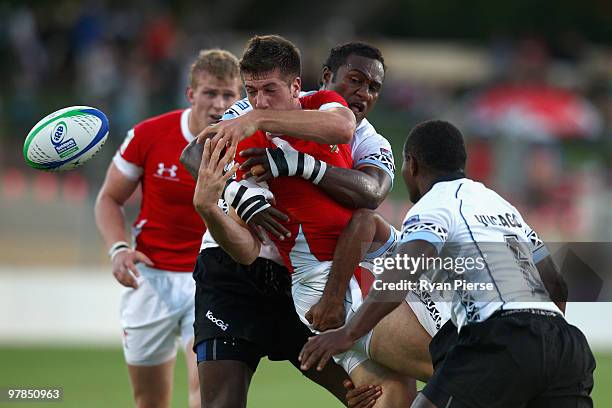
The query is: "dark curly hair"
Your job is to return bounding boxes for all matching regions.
[323,42,386,77]
[404,120,467,173]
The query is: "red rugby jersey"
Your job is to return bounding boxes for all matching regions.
[235,90,354,274]
[113,109,206,271]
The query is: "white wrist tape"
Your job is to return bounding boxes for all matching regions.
[108,241,130,260]
[223,180,273,223]
[266,148,327,184]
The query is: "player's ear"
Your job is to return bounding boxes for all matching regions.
[186,87,195,104]
[291,77,301,98]
[321,66,333,88]
[409,154,418,177]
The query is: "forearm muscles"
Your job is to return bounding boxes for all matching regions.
[254,108,355,144]
[198,205,260,264]
[95,194,129,249]
[325,210,391,300]
[94,165,139,250]
[318,166,390,209]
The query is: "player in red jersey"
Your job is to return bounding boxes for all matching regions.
[230,90,355,273]
[94,49,241,408]
[194,35,413,407]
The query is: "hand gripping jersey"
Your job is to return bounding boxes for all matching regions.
[200,92,395,252]
[399,175,560,329]
[233,90,354,274]
[113,109,206,271]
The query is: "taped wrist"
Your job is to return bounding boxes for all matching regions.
[108,241,130,261]
[223,180,271,223]
[266,148,327,184]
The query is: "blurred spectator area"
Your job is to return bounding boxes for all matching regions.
[1,0,611,265]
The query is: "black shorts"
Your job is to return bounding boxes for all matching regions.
[429,319,458,371]
[193,247,313,371]
[423,310,595,408]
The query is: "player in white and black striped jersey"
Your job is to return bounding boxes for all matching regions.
[300,120,594,408]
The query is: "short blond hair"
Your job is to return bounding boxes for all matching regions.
[189,49,240,88]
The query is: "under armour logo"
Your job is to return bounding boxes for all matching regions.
[156,163,178,178]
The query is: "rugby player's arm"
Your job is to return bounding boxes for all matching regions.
[317,165,391,209]
[203,107,356,146]
[193,140,261,265]
[344,240,437,341]
[299,239,437,371]
[307,210,391,330]
[195,204,261,265]
[536,255,568,313]
[240,144,391,208]
[94,164,139,248]
[250,106,356,144]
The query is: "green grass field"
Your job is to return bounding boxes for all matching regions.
[0,347,610,407]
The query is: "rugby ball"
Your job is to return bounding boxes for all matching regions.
[23,106,109,171]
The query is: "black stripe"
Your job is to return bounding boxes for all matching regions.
[231,185,248,208]
[273,149,289,176]
[296,152,304,176]
[308,159,321,182]
[236,196,264,218]
[242,197,268,221]
[222,178,234,199]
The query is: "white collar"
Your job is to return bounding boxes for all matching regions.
[356,118,372,134]
[180,108,195,142]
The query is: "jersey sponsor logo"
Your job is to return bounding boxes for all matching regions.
[155,163,179,180]
[206,310,229,331]
[474,213,522,228]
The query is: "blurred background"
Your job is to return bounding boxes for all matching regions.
[1,0,611,406]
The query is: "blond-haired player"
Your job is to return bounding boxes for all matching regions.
[95,49,242,408]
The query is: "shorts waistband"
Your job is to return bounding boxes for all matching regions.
[136,263,191,276]
[492,308,562,319]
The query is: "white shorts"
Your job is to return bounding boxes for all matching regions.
[120,264,195,366]
[291,261,372,374]
[363,226,451,338]
[405,290,451,338]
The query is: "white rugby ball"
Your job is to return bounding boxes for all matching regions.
[23,106,109,171]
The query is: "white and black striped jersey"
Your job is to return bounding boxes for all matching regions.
[399,176,561,329]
